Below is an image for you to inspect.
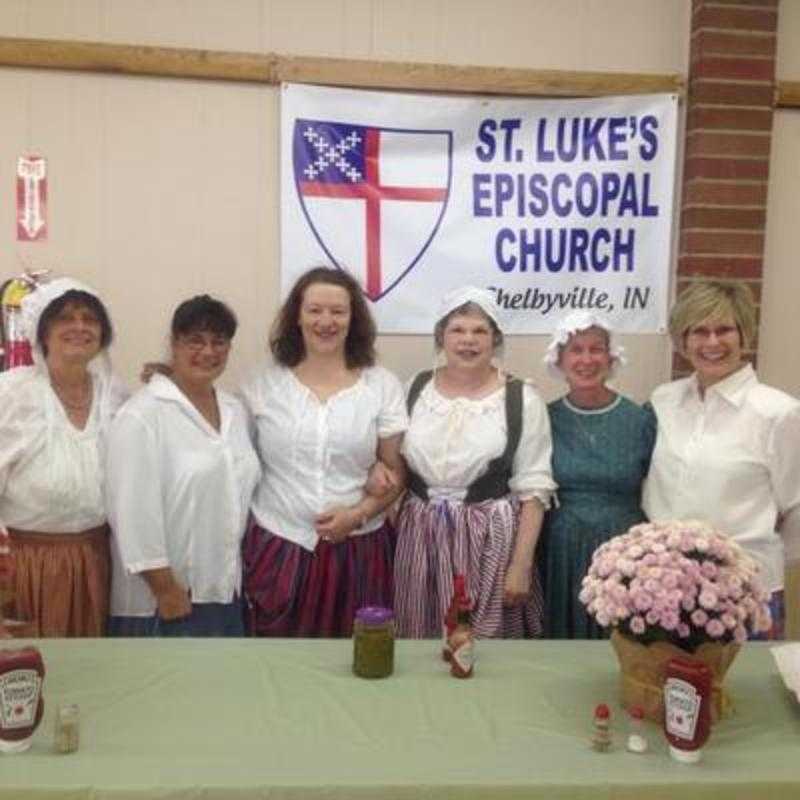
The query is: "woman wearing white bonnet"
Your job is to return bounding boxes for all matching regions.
[540,310,655,639]
[393,285,556,638]
[0,276,128,636]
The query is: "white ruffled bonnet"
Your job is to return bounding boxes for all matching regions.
[543,310,626,380]
[20,276,107,368]
[436,286,502,331]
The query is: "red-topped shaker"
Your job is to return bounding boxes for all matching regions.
[442,574,468,662]
[0,646,45,753]
[663,656,712,764]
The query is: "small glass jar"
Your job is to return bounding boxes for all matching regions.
[352,606,394,679]
[54,703,80,754]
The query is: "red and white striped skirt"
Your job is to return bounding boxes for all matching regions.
[393,495,543,639]
[242,519,395,638]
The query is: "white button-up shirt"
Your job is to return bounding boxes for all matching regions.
[106,374,261,616]
[643,364,800,591]
[0,364,128,533]
[240,364,408,552]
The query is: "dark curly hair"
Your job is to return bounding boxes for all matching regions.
[171,294,237,340]
[270,267,376,368]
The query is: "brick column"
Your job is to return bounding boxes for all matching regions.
[677,0,778,374]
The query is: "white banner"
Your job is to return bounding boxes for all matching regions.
[281,83,678,334]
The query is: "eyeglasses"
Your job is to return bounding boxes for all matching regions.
[178,334,231,352]
[686,325,738,341]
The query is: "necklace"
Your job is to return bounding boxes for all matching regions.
[51,378,93,413]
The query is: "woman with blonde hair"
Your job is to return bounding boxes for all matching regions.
[644,279,800,638]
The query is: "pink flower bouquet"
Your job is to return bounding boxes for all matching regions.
[580,520,772,652]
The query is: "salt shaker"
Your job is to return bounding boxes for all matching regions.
[626,705,648,753]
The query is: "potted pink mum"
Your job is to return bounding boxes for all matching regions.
[579,520,772,721]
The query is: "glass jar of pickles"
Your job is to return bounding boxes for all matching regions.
[352,606,394,679]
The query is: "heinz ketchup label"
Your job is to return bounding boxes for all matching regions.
[0,647,45,753]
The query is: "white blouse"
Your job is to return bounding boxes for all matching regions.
[240,364,408,552]
[643,364,800,592]
[0,364,128,533]
[402,376,556,506]
[106,374,261,616]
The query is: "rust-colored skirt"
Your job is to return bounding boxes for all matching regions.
[7,525,110,637]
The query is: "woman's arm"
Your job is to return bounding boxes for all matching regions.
[769,406,800,638]
[139,567,191,621]
[107,408,189,620]
[781,507,800,640]
[504,384,556,606]
[315,434,406,543]
[504,498,545,606]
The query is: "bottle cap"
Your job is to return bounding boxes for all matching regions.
[594,703,610,719]
[354,606,393,625]
[669,745,702,764]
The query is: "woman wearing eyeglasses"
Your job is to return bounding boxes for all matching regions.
[106,295,260,636]
[643,280,800,638]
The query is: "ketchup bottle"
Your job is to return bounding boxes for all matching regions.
[442,574,468,662]
[663,657,712,763]
[0,646,45,753]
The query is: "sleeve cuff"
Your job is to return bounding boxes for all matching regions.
[127,558,170,575]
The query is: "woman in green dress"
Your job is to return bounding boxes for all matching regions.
[541,311,655,639]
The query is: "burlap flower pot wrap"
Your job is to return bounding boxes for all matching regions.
[610,630,740,724]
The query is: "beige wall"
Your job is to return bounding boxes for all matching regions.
[761,3,800,399]
[0,0,690,399]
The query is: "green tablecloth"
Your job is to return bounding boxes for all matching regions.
[2,639,798,799]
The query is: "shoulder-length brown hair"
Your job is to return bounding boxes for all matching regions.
[270,267,376,368]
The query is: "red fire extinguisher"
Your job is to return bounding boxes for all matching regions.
[0,271,50,371]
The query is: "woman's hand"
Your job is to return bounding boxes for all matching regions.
[140,362,172,384]
[503,559,532,607]
[155,581,192,621]
[315,507,360,544]
[140,568,191,620]
[365,461,400,498]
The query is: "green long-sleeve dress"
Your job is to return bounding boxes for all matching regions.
[542,395,656,639]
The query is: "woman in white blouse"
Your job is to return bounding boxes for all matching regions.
[240,267,406,637]
[0,277,127,637]
[106,295,260,636]
[643,280,800,638]
[393,287,556,638]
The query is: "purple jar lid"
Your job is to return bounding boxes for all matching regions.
[355,606,394,625]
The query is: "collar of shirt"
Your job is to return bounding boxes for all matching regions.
[147,373,233,437]
[683,362,756,409]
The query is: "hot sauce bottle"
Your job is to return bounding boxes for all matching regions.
[663,657,712,763]
[449,599,474,679]
[0,646,45,753]
[442,574,468,662]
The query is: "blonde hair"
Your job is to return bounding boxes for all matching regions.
[668,280,757,354]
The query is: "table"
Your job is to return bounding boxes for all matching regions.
[2,639,799,799]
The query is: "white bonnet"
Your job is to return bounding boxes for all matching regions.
[543,310,626,380]
[20,277,105,366]
[436,286,501,332]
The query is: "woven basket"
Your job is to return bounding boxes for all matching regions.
[610,629,740,723]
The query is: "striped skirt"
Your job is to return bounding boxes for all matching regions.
[394,495,543,639]
[242,519,394,638]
